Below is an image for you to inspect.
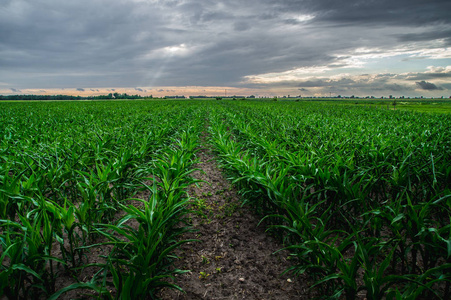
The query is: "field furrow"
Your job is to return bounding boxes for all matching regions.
[160,119,311,299]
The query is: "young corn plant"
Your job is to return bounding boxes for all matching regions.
[93,179,196,299]
[0,167,28,221]
[1,219,45,299]
[0,214,65,299]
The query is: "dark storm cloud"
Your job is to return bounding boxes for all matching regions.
[76,88,85,92]
[135,88,144,92]
[275,0,451,27]
[0,0,166,88]
[0,0,450,94]
[416,81,443,90]
[395,29,451,45]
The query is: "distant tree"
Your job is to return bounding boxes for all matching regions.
[0,93,150,101]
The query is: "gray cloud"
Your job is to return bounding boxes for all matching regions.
[369,84,410,92]
[0,0,449,96]
[135,88,144,92]
[291,0,451,27]
[248,73,415,95]
[395,30,451,45]
[404,71,451,81]
[76,88,85,91]
[298,78,357,88]
[416,81,443,90]
[233,21,251,32]
[378,84,408,92]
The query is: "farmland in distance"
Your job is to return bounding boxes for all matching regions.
[1,99,450,299]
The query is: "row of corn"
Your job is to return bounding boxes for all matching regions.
[0,101,203,299]
[209,101,451,299]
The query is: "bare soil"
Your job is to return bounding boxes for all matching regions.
[158,131,313,299]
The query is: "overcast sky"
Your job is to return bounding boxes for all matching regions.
[1,0,450,97]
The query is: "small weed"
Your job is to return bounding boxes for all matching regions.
[199,271,210,280]
[218,201,239,218]
[215,189,226,195]
[201,255,210,264]
[192,198,214,219]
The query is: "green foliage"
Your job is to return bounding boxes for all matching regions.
[208,100,451,299]
[1,99,450,299]
[0,100,203,299]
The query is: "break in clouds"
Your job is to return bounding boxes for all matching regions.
[0,0,450,97]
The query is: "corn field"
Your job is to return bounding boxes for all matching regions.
[0,101,203,299]
[1,100,450,299]
[209,101,451,299]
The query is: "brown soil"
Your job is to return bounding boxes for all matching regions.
[158,131,312,299]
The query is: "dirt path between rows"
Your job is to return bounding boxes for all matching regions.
[159,125,312,299]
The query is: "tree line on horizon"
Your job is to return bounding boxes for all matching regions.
[0,93,151,101]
